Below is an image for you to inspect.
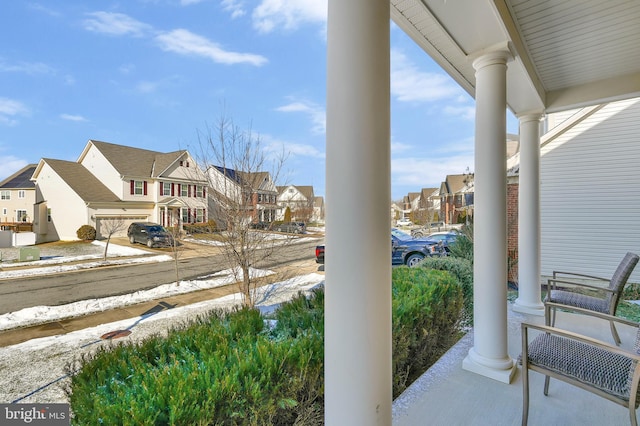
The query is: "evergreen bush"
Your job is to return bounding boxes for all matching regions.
[67,275,463,423]
[391,267,463,397]
[418,256,474,327]
[76,225,96,241]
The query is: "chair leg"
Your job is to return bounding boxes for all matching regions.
[631,406,637,426]
[544,375,550,396]
[522,367,529,426]
[610,320,622,346]
[546,307,556,327]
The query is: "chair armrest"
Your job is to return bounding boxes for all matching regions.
[543,301,640,328]
[553,270,609,281]
[522,321,640,360]
[547,278,616,293]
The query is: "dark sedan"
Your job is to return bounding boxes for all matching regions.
[315,228,442,267]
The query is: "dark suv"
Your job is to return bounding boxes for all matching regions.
[127,222,173,248]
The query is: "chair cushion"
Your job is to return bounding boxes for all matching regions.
[527,332,636,401]
[547,290,610,313]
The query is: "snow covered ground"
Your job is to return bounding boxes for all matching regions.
[0,237,325,404]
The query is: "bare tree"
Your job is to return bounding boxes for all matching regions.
[192,112,289,308]
[99,218,127,261]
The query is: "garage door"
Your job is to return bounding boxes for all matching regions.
[95,216,148,239]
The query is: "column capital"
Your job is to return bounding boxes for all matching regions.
[517,112,544,123]
[470,41,513,71]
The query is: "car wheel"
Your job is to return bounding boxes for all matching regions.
[146,239,154,248]
[413,232,423,237]
[406,253,425,267]
[129,236,136,244]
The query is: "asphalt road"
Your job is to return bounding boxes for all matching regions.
[0,239,319,315]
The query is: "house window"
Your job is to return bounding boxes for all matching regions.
[18,190,25,199]
[182,208,189,224]
[2,208,6,215]
[0,191,9,200]
[196,208,204,223]
[47,208,52,222]
[17,209,27,222]
[134,181,144,195]
[196,185,204,198]
[181,184,188,197]
[162,182,171,196]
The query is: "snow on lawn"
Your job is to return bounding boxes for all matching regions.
[0,272,325,404]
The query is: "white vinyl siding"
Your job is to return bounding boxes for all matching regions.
[540,98,640,283]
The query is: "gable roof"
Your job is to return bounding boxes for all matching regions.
[440,175,469,195]
[40,159,120,203]
[278,185,314,200]
[0,164,37,189]
[82,140,187,178]
[213,166,275,192]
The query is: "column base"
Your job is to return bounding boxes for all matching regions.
[512,298,545,316]
[462,348,516,384]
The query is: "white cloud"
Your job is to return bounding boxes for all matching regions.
[0,156,28,178]
[0,98,29,126]
[222,0,246,18]
[392,155,473,188]
[83,12,152,37]
[156,29,267,66]
[276,100,325,134]
[443,105,475,121]
[60,114,88,122]
[391,49,462,103]
[136,80,159,93]
[262,135,325,159]
[391,140,413,154]
[0,59,54,75]
[252,0,327,33]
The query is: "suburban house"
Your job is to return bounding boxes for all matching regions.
[312,196,325,224]
[277,185,315,222]
[206,166,279,226]
[0,164,37,230]
[416,187,440,224]
[439,174,474,225]
[31,140,209,242]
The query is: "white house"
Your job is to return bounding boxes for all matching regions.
[32,140,209,242]
[277,185,315,222]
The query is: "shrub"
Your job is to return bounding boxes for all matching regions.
[448,224,473,262]
[76,225,96,241]
[67,276,463,423]
[419,256,474,328]
[391,267,463,397]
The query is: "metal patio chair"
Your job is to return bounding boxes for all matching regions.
[545,252,639,345]
[521,304,640,426]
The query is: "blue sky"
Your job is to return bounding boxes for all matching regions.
[0,1,517,200]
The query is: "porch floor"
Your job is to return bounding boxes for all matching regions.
[392,303,638,426]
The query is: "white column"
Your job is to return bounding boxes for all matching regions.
[462,49,516,384]
[325,0,392,424]
[513,113,545,315]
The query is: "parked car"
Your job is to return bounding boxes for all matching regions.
[273,222,306,234]
[396,217,413,226]
[127,222,173,248]
[423,231,458,253]
[411,223,447,237]
[315,228,443,267]
[250,221,272,230]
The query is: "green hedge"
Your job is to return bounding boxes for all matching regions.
[391,267,463,396]
[67,271,463,424]
[418,256,474,327]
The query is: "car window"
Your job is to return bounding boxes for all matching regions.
[147,225,164,232]
[391,228,411,241]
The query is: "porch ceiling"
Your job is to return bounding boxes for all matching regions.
[391,0,640,115]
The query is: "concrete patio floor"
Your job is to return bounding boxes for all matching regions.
[393,303,638,426]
